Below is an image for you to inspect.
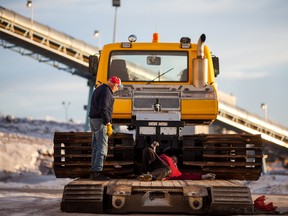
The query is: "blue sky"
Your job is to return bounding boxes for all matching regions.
[0,0,287,127]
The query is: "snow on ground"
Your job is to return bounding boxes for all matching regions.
[244,174,288,194]
[0,115,287,215]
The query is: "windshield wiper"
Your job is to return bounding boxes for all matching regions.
[147,68,174,84]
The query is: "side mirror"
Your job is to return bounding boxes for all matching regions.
[147,56,161,65]
[88,55,99,76]
[212,56,220,77]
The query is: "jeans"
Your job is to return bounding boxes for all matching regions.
[90,118,108,172]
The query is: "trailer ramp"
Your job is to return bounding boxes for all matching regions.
[61,179,254,214]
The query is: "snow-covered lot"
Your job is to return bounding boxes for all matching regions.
[0,115,287,215]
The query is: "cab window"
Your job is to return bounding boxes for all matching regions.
[109,51,188,82]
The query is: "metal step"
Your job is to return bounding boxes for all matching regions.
[210,186,254,215]
[61,182,104,213]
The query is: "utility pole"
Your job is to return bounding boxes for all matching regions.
[26,0,34,38]
[26,0,34,24]
[62,101,71,122]
[112,0,120,42]
[261,103,268,121]
[93,30,101,50]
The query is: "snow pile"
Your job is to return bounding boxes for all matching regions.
[0,115,84,139]
[0,115,84,176]
[0,132,52,174]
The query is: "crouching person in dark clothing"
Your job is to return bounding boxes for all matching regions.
[139,146,216,181]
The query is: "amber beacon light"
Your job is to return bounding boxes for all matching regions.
[152,33,160,42]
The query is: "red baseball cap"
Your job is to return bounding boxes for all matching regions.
[109,76,123,89]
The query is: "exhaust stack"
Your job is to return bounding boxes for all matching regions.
[193,34,208,88]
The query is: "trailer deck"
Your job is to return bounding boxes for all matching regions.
[61,178,254,214]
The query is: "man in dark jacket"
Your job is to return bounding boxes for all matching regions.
[89,76,123,180]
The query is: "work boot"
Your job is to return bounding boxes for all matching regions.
[89,172,110,181]
[137,173,153,181]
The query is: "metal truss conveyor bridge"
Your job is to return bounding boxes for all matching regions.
[0,6,97,81]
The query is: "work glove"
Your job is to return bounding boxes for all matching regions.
[151,141,159,152]
[106,123,113,137]
[202,173,216,180]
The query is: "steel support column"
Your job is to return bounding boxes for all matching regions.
[84,80,95,131]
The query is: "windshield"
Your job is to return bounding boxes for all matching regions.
[108,51,188,82]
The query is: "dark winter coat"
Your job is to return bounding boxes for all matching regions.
[89,84,114,125]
